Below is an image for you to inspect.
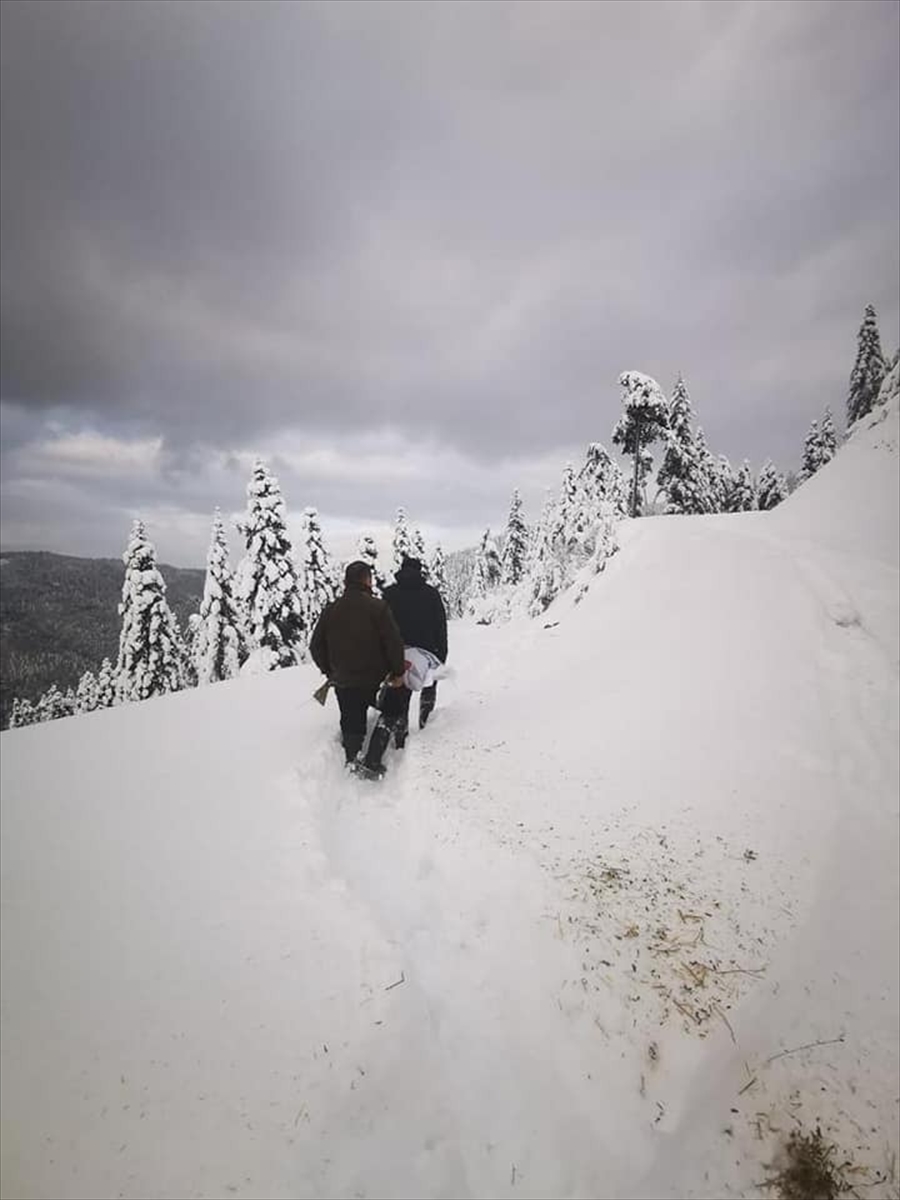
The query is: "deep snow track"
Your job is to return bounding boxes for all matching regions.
[2,434,897,1199]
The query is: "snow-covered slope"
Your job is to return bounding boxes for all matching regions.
[2,400,898,1200]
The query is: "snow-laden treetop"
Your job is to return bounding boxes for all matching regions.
[618,371,667,412]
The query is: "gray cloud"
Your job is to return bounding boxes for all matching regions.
[1,0,898,562]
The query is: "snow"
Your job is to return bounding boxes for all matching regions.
[2,397,898,1199]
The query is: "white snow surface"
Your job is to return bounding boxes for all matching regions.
[2,399,898,1200]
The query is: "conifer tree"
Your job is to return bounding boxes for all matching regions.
[299,507,337,634]
[194,509,245,685]
[234,460,305,669]
[554,464,579,547]
[726,461,757,512]
[115,519,188,702]
[715,455,736,514]
[801,418,822,480]
[96,658,116,708]
[75,669,99,714]
[500,489,528,585]
[36,683,65,722]
[429,543,448,604]
[847,304,886,426]
[391,507,414,578]
[756,460,788,510]
[819,407,837,464]
[657,373,696,513]
[613,371,669,517]
[357,533,386,596]
[9,697,37,727]
[411,527,428,574]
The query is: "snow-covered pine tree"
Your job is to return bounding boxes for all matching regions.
[357,533,386,596]
[299,507,337,635]
[234,460,305,670]
[715,455,736,514]
[528,493,565,616]
[875,348,900,411]
[553,464,579,548]
[9,697,37,727]
[115,519,188,703]
[411,527,428,575]
[500,490,528,585]
[429,543,448,604]
[75,669,99,714]
[613,371,670,517]
[756,460,788,510]
[685,427,719,514]
[801,418,822,480]
[726,460,757,512]
[476,528,501,591]
[36,683,65,722]
[847,304,886,427]
[61,687,77,717]
[96,657,116,708]
[574,442,628,541]
[391,507,414,579]
[657,373,696,514]
[819,407,837,464]
[194,508,246,686]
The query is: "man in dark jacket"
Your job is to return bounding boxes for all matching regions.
[310,561,406,774]
[382,556,448,740]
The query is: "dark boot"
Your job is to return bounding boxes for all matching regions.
[358,721,392,779]
[419,685,436,729]
[393,716,408,749]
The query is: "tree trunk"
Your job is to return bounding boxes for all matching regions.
[631,415,643,518]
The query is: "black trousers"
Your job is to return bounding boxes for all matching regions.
[335,686,377,757]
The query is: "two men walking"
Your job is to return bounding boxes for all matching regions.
[310,556,448,778]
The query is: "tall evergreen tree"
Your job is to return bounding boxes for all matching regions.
[299,507,337,635]
[429,543,448,604]
[819,407,837,463]
[756,460,788,510]
[714,455,736,514]
[800,418,822,480]
[234,460,305,669]
[411,526,428,575]
[75,669,99,714]
[9,697,37,727]
[726,461,757,512]
[554,464,579,547]
[36,683,66,722]
[357,533,386,596]
[657,373,696,513]
[391,507,414,578]
[96,657,116,708]
[115,519,187,703]
[500,489,528,585]
[847,304,886,426]
[613,371,670,516]
[194,509,245,685]
[575,443,628,539]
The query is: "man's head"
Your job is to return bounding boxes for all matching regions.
[400,556,422,575]
[344,560,373,591]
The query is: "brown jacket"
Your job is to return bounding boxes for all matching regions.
[309,583,405,690]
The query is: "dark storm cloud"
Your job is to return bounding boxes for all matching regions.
[1,0,898,560]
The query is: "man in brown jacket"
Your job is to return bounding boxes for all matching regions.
[309,560,406,776]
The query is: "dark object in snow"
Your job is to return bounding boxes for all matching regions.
[762,1126,854,1200]
[312,679,332,706]
[418,684,436,728]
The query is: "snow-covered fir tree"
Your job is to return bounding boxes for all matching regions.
[528,493,566,616]
[411,527,428,576]
[194,509,246,686]
[657,373,697,514]
[554,464,579,548]
[715,455,736,514]
[75,669,99,714]
[613,371,670,516]
[234,460,305,670]
[391,507,414,579]
[689,427,720,514]
[357,533,386,596]
[299,507,337,634]
[500,489,528,585]
[96,657,116,708]
[801,418,822,480]
[429,543,448,605]
[726,460,757,512]
[819,407,838,463]
[9,697,37,727]
[756,460,788,511]
[115,519,188,703]
[36,683,65,722]
[847,304,886,427]
[575,443,628,537]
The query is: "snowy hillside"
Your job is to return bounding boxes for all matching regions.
[2,399,898,1200]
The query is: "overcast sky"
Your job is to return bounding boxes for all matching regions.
[1,0,898,567]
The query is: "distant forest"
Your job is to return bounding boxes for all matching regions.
[0,552,204,729]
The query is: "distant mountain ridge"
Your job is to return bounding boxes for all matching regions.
[0,551,204,728]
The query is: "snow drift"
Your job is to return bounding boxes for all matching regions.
[2,395,898,1200]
